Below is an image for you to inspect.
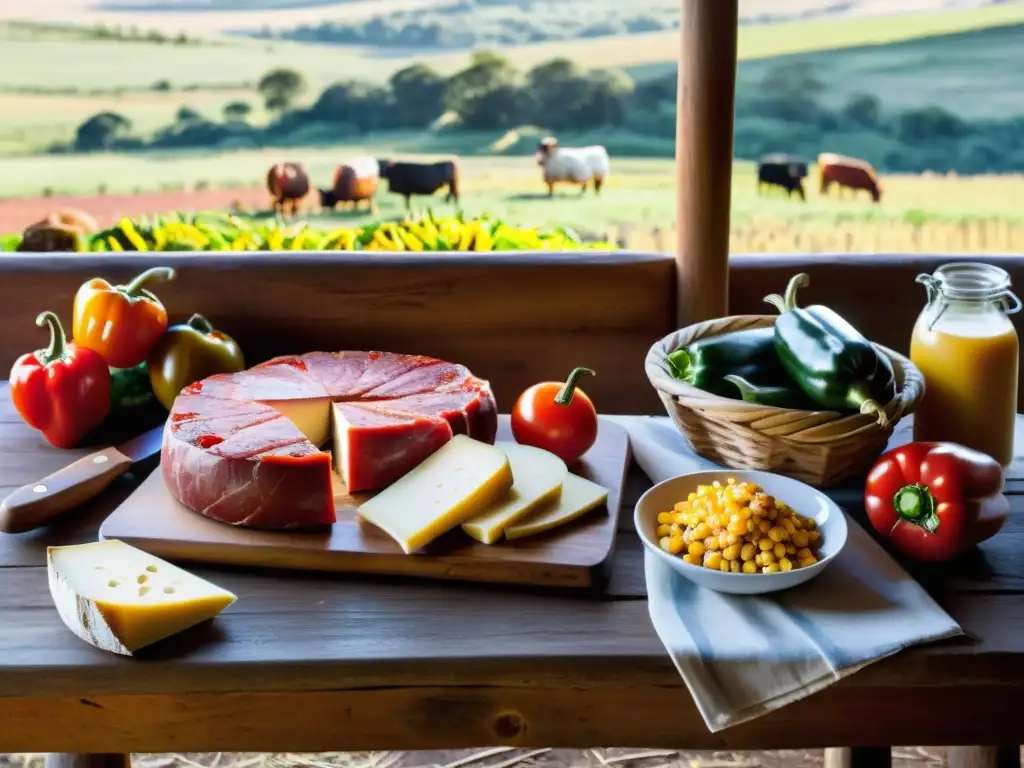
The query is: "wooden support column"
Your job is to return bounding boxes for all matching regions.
[675,0,738,327]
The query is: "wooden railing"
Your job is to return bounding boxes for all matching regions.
[2,251,1022,409]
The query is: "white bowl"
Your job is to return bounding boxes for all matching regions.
[634,469,848,595]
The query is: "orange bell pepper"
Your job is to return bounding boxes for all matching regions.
[72,266,176,368]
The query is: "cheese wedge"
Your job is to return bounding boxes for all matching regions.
[504,473,609,540]
[461,442,567,544]
[357,435,513,553]
[47,541,237,656]
[268,397,332,446]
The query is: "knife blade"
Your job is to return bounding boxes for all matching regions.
[0,423,165,534]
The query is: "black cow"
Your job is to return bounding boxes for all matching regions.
[757,154,808,201]
[378,159,460,210]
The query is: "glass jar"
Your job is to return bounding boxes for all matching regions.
[910,262,1021,466]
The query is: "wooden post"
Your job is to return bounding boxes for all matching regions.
[675,0,738,327]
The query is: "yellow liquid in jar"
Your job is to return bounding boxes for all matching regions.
[910,311,1019,466]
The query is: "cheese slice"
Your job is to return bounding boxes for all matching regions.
[504,473,609,540]
[357,434,513,553]
[266,397,332,446]
[47,540,237,656]
[461,442,567,544]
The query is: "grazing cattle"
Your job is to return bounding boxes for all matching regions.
[266,162,310,215]
[17,207,98,252]
[535,137,610,197]
[378,159,459,210]
[757,153,808,200]
[318,156,380,215]
[818,152,883,203]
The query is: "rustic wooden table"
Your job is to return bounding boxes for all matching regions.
[2,384,1024,757]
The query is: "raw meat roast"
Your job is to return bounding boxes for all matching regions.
[161,352,497,529]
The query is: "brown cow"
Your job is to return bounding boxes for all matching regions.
[818,153,882,203]
[318,156,380,216]
[266,162,310,216]
[17,207,98,252]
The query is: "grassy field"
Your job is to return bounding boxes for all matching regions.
[3,147,1024,254]
[4,2,1024,153]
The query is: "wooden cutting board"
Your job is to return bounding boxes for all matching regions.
[99,417,630,589]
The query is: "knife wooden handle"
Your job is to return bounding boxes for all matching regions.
[0,447,134,534]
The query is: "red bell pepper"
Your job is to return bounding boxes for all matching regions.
[9,311,111,449]
[865,442,1009,562]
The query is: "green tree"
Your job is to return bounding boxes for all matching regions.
[442,50,517,115]
[74,111,132,151]
[388,63,446,127]
[223,100,253,122]
[176,105,201,123]
[842,93,881,127]
[258,68,308,114]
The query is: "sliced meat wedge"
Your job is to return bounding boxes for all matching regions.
[375,387,497,443]
[344,352,440,397]
[207,416,311,458]
[299,351,373,398]
[169,411,280,447]
[168,393,278,425]
[332,402,452,493]
[361,361,471,398]
[184,363,329,402]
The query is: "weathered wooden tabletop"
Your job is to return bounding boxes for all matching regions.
[2,384,1023,754]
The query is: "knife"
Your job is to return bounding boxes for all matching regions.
[0,424,165,534]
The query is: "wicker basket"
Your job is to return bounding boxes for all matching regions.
[645,315,926,487]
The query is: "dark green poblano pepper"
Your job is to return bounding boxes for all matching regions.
[665,327,790,399]
[764,273,896,426]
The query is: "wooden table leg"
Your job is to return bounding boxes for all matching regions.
[825,747,892,768]
[948,747,1021,768]
[46,755,130,768]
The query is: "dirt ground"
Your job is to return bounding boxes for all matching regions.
[0,748,954,768]
[0,189,268,233]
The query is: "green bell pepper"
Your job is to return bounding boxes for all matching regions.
[722,373,818,409]
[665,327,790,399]
[764,273,896,426]
[110,362,155,411]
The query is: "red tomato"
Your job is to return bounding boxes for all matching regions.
[511,367,598,465]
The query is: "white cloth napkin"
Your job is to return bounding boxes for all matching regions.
[612,416,964,733]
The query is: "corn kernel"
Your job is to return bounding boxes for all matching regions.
[779,557,794,572]
[728,520,746,535]
[683,553,702,566]
[768,526,787,542]
[669,523,680,535]
[719,559,731,572]
[792,531,810,548]
[763,563,781,574]
[808,530,821,543]
[729,560,741,573]
[758,537,774,551]
[797,547,813,560]
[673,502,688,512]
[773,541,786,559]
[705,536,719,551]
[656,524,672,538]
[804,517,816,530]
[668,536,685,554]
[740,542,756,561]
[674,513,687,525]
[785,543,796,555]
[759,520,772,534]
[657,512,673,524]
[742,560,758,574]
[783,519,796,534]
[760,550,775,565]
[705,552,723,570]
[723,543,742,561]
[693,522,711,539]
[688,541,706,557]
[799,556,818,568]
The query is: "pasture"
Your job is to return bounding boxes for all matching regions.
[3,148,1024,254]
[4,2,1024,154]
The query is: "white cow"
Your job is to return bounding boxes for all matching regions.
[535,136,610,197]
